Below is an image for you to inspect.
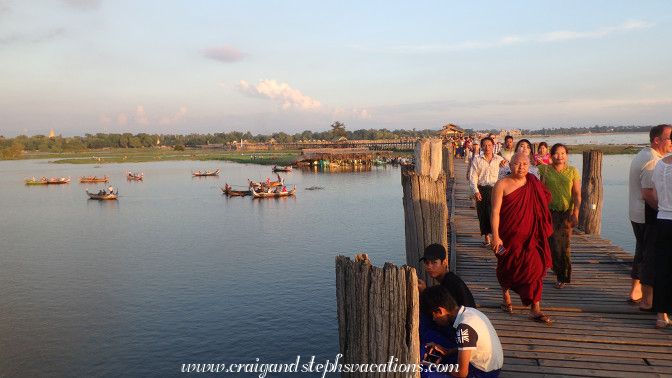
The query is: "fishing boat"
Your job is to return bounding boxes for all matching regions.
[251,185,296,198]
[79,175,109,183]
[221,184,251,197]
[126,171,143,180]
[25,177,48,185]
[192,169,220,177]
[271,165,292,172]
[248,176,284,188]
[46,176,70,184]
[85,188,118,200]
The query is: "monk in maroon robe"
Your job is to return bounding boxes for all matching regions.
[491,153,554,323]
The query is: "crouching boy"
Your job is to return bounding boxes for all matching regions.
[420,285,503,378]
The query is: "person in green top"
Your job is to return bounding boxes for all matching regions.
[538,143,581,289]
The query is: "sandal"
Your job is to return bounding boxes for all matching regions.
[656,319,669,329]
[554,282,566,289]
[500,303,513,313]
[530,314,554,324]
[627,298,642,304]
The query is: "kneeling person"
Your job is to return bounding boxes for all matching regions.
[420,285,503,378]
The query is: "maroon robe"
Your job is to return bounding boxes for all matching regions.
[496,173,553,306]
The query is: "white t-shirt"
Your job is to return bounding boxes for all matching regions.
[452,306,504,373]
[629,147,662,223]
[653,159,672,220]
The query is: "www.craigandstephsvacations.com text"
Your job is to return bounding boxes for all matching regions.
[181,354,459,377]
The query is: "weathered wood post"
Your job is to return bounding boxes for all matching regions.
[402,138,449,284]
[579,150,603,234]
[335,254,420,377]
[443,142,454,179]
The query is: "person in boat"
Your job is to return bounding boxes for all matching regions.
[108,185,114,194]
[266,178,271,184]
[282,186,287,192]
[98,189,105,195]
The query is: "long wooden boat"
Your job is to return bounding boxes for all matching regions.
[192,169,220,177]
[248,177,284,188]
[272,165,292,172]
[126,171,143,180]
[85,188,118,200]
[79,175,109,183]
[221,184,251,197]
[251,185,296,198]
[25,177,48,185]
[46,176,70,184]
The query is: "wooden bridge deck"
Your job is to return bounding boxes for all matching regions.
[448,159,672,377]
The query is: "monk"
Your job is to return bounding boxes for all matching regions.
[491,153,554,323]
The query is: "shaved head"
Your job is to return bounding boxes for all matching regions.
[510,152,528,164]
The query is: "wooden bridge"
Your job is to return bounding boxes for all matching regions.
[447,159,672,377]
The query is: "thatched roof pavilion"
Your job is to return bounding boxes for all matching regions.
[437,123,465,138]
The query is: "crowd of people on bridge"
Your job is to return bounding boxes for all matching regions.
[416,125,672,377]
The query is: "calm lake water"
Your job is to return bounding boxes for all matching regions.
[0,148,635,377]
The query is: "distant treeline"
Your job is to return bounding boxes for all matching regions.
[0,128,439,158]
[0,125,654,159]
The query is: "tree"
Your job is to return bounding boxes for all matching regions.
[330,121,347,138]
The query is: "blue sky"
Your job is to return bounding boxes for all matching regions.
[1,0,671,137]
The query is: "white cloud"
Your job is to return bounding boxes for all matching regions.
[100,106,185,127]
[385,19,655,53]
[223,79,372,124]
[136,106,149,125]
[231,79,323,111]
[159,107,187,125]
[203,46,247,63]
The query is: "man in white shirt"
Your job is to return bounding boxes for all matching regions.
[628,124,672,309]
[468,138,504,246]
[420,285,503,378]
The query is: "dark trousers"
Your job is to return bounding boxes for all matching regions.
[476,185,493,236]
[653,219,672,313]
[549,210,572,283]
[631,221,646,280]
[630,220,658,286]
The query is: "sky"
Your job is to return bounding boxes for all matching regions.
[1,0,672,138]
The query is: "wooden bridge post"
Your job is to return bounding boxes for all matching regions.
[579,150,603,234]
[443,142,454,179]
[335,254,420,377]
[402,138,449,284]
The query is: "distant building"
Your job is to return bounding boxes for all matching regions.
[49,128,55,138]
[437,123,465,138]
[497,129,522,138]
